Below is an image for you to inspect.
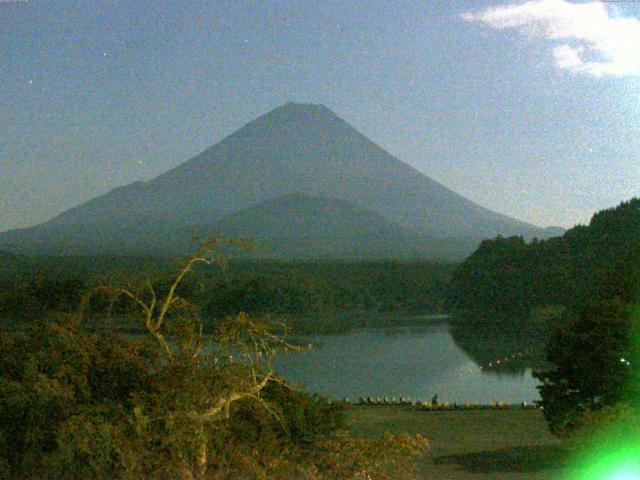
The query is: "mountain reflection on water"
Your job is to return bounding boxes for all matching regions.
[448,315,552,376]
[273,320,544,404]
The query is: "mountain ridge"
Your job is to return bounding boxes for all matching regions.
[0,103,562,258]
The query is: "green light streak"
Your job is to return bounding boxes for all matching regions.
[565,304,640,479]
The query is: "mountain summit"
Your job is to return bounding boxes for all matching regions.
[0,103,559,259]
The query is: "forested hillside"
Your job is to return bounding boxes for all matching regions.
[0,258,454,331]
[446,198,640,321]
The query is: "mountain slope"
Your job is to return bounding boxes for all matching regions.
[213,193,411,240]
[207,193,472,260]
[0,103,559,257]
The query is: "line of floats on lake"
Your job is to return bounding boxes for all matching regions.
[338,347,541,410]
[454,348,532,378]
[339,397,540,411]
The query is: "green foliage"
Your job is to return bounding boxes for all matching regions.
[204,274,326,318]
[0,277,87,323]
[200,260,452,320]
[0,320,153,476]
[534,299,639,436]
[446,198,640,439]
[446,236,533,318]
[0,315,351,478]
[1,260,453,333]
[446,198,640,320]
[567,403,640,449]
[0,250,429,478]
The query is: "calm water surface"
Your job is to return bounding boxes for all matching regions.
[273,323,540,404]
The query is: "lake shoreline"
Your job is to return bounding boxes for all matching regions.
[347,399,539,411]
[273,323,542,404]
[74,309,451,336]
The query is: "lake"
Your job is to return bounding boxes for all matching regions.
[273,323,541,404]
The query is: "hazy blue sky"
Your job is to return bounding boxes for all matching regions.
[1,0,639,232]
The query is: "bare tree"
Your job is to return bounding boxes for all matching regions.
[81,239,303,478]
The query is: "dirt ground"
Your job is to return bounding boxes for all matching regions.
[346,405,572,480]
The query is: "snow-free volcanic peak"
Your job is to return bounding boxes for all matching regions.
[0,103,560,258]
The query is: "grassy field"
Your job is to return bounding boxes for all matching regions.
[346,405,572,479]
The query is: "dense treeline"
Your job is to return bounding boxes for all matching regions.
[203,261,453,317]
[0,260,454,331]
[533,200,640,435]
[448,198,640,438]
[446,198,640,321]
[445,199,640,398]
[535,298,640,436]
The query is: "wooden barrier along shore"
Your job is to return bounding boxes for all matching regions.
[340,396,540,411]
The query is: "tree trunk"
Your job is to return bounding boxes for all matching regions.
[196,423,208,479]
